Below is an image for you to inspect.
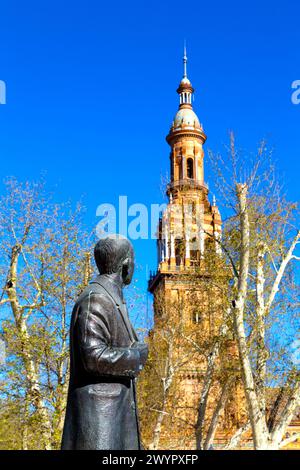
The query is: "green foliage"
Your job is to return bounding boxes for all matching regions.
[0,178,93,449]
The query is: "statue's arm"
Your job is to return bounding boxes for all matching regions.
[76,293,141,377]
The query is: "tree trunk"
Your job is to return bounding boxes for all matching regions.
[233,184,269,449]
[7,244,52,450]
[195,322,228,449]
[149,342,174,450]
[255,243,267,413]
[203,378,232,449]
[224,421,251,450]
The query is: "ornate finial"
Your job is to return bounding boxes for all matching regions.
[213,194,216,206]
[183,40,187,78]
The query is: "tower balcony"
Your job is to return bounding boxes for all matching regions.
[167,178,209,195]
[148,263,205,292]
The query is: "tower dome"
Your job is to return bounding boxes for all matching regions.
[173,107,201,130]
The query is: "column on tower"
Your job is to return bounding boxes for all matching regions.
[161,243,165,262]
[170,231,176,267]
[185,234,190,267]
[170,150,175,180]
[199,226,204,257]
[183,198,192,267]
[196,202,205,257]
[157,231,162,264]
[194,143,204,185]
[182,154,186,180]
[163,204,176,268]
[175,148,180,181]
[160,210,170,270]
[165,222,169,261]
[194,154,198,181]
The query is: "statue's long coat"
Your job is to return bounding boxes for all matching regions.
[61,275,142,450]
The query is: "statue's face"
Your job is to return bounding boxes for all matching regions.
[122,249,134,285]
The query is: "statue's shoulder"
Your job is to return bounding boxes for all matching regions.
[75,281,113,311]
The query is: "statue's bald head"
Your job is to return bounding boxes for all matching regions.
[94,237,134,285]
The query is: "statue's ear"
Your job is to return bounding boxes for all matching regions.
[121,258,129,279]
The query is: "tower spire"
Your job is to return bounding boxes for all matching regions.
[175,42,195,108]
[183,41,187,78]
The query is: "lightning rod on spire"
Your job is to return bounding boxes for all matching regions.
[183,40,187,78]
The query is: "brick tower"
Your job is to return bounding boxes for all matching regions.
[145,49,241,450]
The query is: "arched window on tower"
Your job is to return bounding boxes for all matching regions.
[175,238,184,267]
[190,236,199,266]
[187,158,194,179]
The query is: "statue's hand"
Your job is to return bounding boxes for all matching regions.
[131,341,149,368]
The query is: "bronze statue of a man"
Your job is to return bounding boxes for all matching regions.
[61,237,148,450]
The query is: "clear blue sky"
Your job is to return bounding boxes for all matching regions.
[0,0,299,299]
